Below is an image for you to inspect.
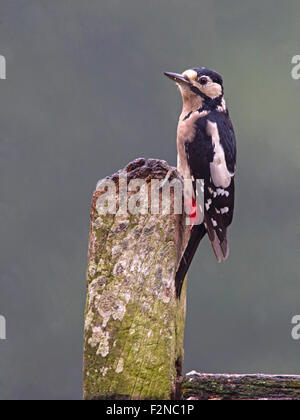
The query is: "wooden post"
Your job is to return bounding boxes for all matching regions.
[83,158,190,400]
[182,372,300,400]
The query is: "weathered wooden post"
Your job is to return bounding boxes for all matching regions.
[83,158,190,400]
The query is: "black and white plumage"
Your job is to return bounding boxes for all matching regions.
[164,67,237,294]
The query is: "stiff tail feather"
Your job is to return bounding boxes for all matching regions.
[175,224,206,297]
[205,217,229,263]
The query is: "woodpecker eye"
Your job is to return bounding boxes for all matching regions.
[199,77,208,85]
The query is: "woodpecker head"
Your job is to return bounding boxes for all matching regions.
[164,67,224,113]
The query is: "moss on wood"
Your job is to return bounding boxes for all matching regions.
[182,372,300,400]
[83,159,189,400]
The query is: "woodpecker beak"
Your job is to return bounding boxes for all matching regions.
[164,72,190,85]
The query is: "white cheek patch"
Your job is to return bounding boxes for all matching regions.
[206,120,234,189]
[204,82,222,99]
[193,77,222,99]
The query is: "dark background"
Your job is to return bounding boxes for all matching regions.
[0,0,299,400]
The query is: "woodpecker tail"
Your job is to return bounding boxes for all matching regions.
[175,224,206,297]
[204,216,230,263]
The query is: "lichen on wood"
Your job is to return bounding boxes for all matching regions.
[83,158,190,400]
[182,372,300,400]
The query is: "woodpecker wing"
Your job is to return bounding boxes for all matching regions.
[203,178,235,262]
[186,109,236,262]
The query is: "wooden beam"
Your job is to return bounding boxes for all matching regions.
[182,372,300,400]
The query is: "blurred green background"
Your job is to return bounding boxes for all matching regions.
[0,0,299,399]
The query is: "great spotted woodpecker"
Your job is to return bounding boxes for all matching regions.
[164,68,237,295]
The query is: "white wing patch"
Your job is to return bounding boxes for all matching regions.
[216,188,229,197]
[206,120,234,189]
[205,199,212,211]
[221,207,229,214]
